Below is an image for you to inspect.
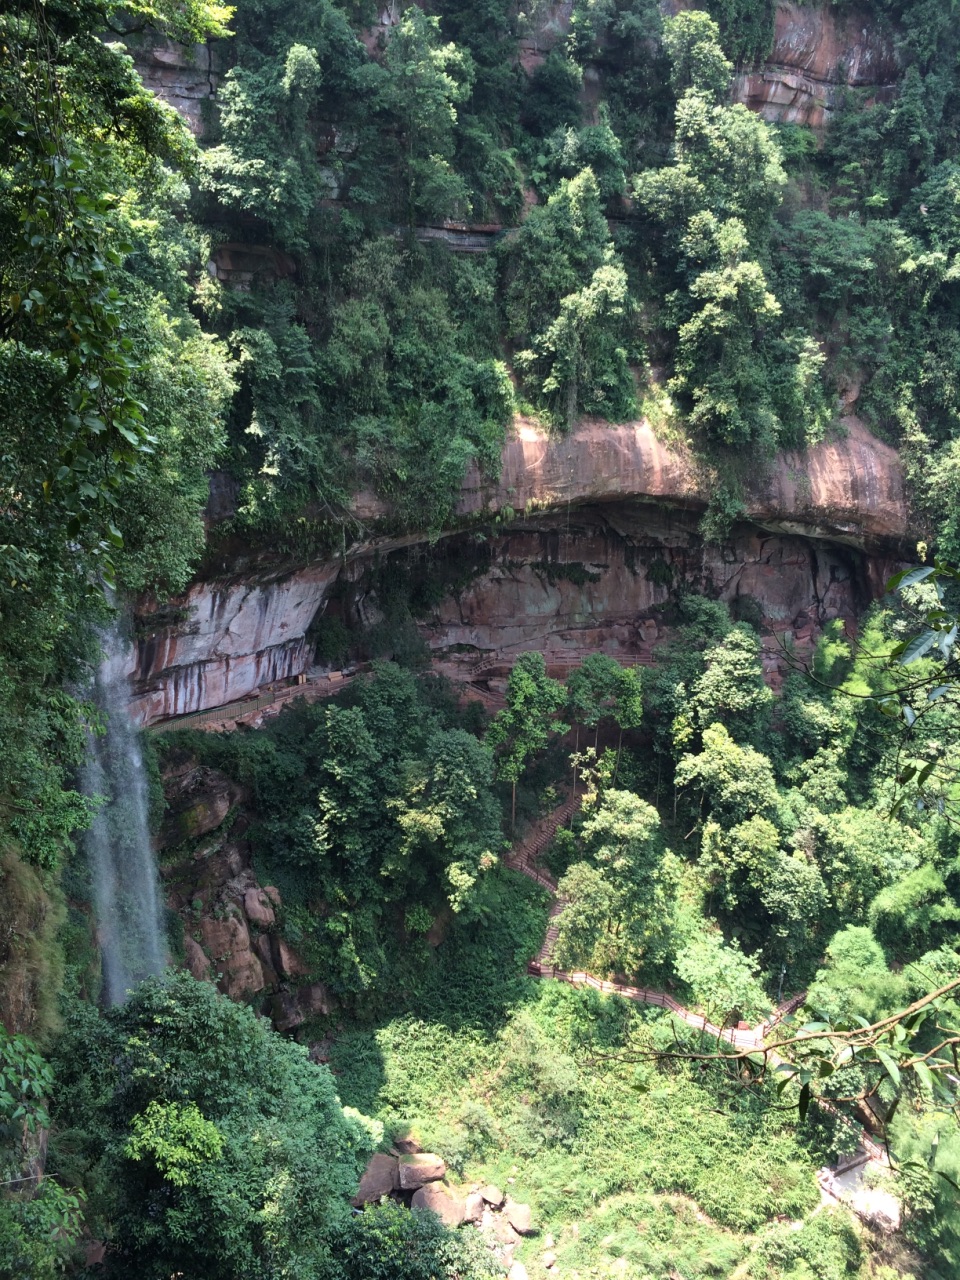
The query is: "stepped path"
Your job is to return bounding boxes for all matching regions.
[504,788,798,1049]
[505,792,889,1171]
[504,790,800,1049]
[147,650,651,733]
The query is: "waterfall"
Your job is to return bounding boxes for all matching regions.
[82,623,166,1005]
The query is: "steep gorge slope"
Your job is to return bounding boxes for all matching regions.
[127,0,920,725]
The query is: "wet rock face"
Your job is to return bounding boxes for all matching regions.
[158,759,336,1029]
[160,757,245,845]
[419,507,884,684]
[131,563,340,723]
[198,911,265,1000]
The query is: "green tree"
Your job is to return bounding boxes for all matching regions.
[0,1028,83,1278]
[487,652,566,830]
[200,0,362,248]
[675,929,769,1024]
[689,623,772,741]
[50,973,378,1279]
[675,722,779,826]
[0,0,234,871]
[633,14,828,456]
[554,789,679,975]
[661,10,732,101]
[324,1197,500,1280]
[565,653,623,750]
[505,168,636,426]
[699,813,780,911]
[394,728,503,914]
[806,926,908,1026]
[868,864,960,959]
[377,7,473,226]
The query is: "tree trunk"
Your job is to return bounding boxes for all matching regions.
[511,780,516,834]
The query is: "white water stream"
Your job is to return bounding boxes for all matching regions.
[82,624,166,1004]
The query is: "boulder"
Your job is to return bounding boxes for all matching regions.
[507,1264,528,1280]
[393,1132,422,1155]
[201,840,245,880]
[411,1183,464,1227]
[505,1200,534,1235]
[463,1192,484,1223]
[308,1038,334,1064]
[263,885,282,908]
[542,1250,557,1268]
[398,1153,446,1190]
[160,763,244,845]
[425,907,452,947]
[251,934,278,985]
[276,937,310,978]
[492,1216,520,1247]
[243,887,275,927]
[183,935,210,981]
[198,911,264,999]
[270,991,304,1032]
[295,981,333,1019]
[480,1183,504,1207]
[351,1153,399,1206]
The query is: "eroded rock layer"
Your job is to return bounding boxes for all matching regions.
[131,418,910,723]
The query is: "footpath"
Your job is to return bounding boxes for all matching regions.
[503,793,897,1228]
[503,794,801,1049]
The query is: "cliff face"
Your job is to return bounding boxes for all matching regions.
[732,1,898,127]
[130,417,910,724]
[131,39,222,135]
[125,4,911,725]
[133,1,898,147]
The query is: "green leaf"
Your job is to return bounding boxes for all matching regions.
[914,1062,935,1095]
[797,1082,811,1122]
[875,1048,901,1088]
[900,631,937,665]
[893,566,936,592]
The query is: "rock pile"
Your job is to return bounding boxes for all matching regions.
[160,762,334,1030]
[351,1140,539,1274]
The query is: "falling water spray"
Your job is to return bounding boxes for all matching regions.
[82,623,166,1005]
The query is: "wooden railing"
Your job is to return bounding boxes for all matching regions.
[526,964,765,1048]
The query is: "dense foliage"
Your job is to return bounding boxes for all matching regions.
[5,0,960,1274]
[48,972,377,1279]
[329,981,862,1279]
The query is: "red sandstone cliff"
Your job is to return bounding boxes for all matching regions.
[131,416,910,724]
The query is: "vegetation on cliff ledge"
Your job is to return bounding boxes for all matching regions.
[4,0,960,1275]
